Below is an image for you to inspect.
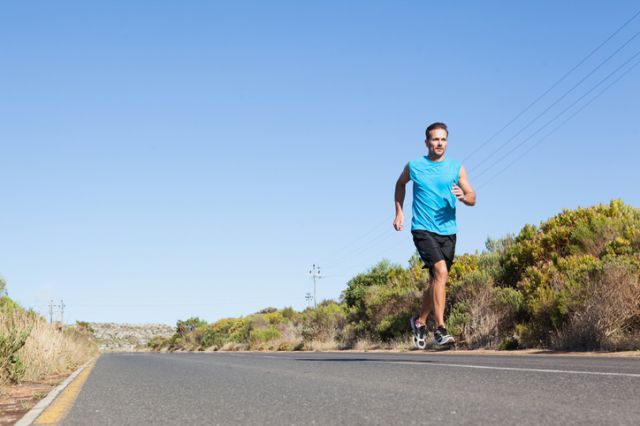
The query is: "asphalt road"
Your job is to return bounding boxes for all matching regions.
[61,351,640,425]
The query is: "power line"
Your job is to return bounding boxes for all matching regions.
[475,55,640,191]
[322,233,411,278]
[467,29,640,173]
[473,45,640,184]
[322,229,398,272]
[462,8,640,164]
[328,217,391,254]
[318,217,392,267]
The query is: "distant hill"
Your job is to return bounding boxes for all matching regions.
[90,323,174,351]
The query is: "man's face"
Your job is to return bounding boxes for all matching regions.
[425,128,448,157]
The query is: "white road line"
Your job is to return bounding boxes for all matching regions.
[236,354,640,378]
[389,361,640,378]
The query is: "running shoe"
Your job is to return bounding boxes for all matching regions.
[434,326,455,346]
[410,316,428,349]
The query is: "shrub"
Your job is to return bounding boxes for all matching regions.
[0,298,31,383]
[498,337,520,350]
[147,336,169,351]
[364,275,420,341]
[301,301,346,343]
[342,261,406,333]
[75,321,94,333]
[249,327,281,348]
[176,317,207,337]
[515,255,603,346]
[445,268,522,348]
[553,258,640,350]
[342,260,423,341]
[280,307,297,321]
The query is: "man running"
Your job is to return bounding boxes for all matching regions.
[393,122,476,348]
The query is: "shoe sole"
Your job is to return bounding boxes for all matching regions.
[434,336,455,349]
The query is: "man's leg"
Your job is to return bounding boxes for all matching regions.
[430,260,449,328]
[417,275,434,326]
[412,230,449,328]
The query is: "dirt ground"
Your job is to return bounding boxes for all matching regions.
[0,373,69,426]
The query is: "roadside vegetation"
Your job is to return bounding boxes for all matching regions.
[151,200,640,353]
[0,284,98,389]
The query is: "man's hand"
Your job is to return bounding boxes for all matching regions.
[455,166,476,206]
[394,164,410,231]
[393,213,404,231]
[452,183,465,202]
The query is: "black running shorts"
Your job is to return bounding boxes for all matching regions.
[412,230,456,271]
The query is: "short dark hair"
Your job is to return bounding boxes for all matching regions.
[425,122,448,140]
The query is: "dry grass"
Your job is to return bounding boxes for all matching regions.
[1,300,97,386]
[246,338,304,351]
[21,321,98,382]
[352,338,383,351]
[303,339,340,351]
[342,338,413,352]
[451,279,504,349]
[246,325,305,351]
[554,262,640,350]
[463,284,500,348]
[387,338,413,352]
[220,342,248,351]
[212,337,413,353]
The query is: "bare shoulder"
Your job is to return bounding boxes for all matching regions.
[458,164,468,178]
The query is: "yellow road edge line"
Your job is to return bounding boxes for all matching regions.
[33,359,98,426]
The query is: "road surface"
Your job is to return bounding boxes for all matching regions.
[59,351,640,425]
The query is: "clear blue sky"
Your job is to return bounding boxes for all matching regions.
[2,1,639,325]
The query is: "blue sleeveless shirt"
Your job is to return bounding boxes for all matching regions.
[409,156,461,235]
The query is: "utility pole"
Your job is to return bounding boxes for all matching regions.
[305,292,313,308]
[308,264,321,308]
[47,300,65,326]
[60,300,65,325]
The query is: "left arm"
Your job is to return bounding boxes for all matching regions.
[452,165,476,206]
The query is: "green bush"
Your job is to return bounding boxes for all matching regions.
[364,275,420,341]
[0,297,32,383]
[280,307,298,321]
[300,301,345,342]
[552,258,640,350]
[497,200,640,348]
[249,327,281,346]
[147,336,169,350]
[176,317,207,337]
[75,321,94,333]
[498,337,520,351]
[446,302,471,338]
[342,260,424,341]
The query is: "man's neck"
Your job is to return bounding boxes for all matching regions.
[428,153,445,162]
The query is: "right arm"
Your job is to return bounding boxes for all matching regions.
[393,164,411,231]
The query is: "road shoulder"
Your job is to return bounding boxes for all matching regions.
[15,359,98,426]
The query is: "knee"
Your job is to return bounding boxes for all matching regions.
[431,261,448,281]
